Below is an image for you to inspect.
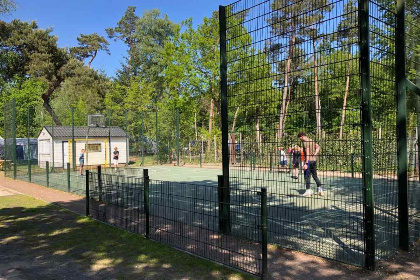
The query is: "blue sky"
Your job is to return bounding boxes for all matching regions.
[5,0,233,77]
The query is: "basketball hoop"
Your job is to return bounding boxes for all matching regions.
[87,114,106,127]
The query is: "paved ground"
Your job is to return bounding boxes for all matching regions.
[0,175,419,279]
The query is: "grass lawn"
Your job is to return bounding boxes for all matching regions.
[0,195,253,280]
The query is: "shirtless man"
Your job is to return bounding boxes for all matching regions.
[298,132,323,196]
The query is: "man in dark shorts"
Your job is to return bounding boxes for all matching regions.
[298,132,323,196]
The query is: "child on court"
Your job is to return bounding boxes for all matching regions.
[278,147,287,170]
[79,149,85,176]
[113,147,119,171]
[291,145,301,179]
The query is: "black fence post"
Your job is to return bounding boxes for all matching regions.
[144,169,150,238]
[218,175,230,234]
[396,0,409,252]
[261,188,268,280]
[46,161,49,187]
[67,163,71,192]
[351,153,355,178]
[359,0,376,270]
[98,165,102,201]
[86,170,90,217]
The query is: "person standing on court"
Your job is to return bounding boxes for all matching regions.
[291,145,301,179]
[298,132,323,196]
[79,149,85,176]
[113,147,119,171]
[278,147,287,171]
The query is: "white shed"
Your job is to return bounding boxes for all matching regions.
[37,126,127,168]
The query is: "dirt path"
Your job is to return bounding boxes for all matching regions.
[0,175,86,215]
[0,176,419,279]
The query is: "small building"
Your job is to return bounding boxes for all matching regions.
[37,126,127,168]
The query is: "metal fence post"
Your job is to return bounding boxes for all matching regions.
[219,6,231,235]
[46,161,50,187]
[144,169,150,238]
[176,109,180,167]
[27,106,31,182]
[71,107,76,171]
[261,188,268,279]
[12,98,17,180]
[125,110,129,167]
[269,152,273,172]
[108,109,112,168]
[200,151,202,168]
[51,111,55,173]
[218,175,230,234]
[98,165,102,201]
[86,170,90,217]
[156,110,159,164]
[396,0,409,251]
[141,112,145,167]
[359,0,375,270]
[351,153,355,178]
[67,163,70,192]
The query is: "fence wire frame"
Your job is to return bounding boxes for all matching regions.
[222,0,419,269]
[87,171,264,276]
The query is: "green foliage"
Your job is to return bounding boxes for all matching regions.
[0,0,16,15]
[70,33,110,67]
[0,78,46,137]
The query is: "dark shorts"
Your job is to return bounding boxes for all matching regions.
[292,162,299,168]
[280,160,287,166]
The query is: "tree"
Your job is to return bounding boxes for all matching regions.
[106,6,139,82]
[0,20,103,125]
[0,0,16,15]
[305,1,333,138]
[71,33,110,68]
[269,0,332,140]
[132,9,177,100]
[337,0,358,139]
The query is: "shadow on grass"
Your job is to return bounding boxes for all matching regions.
[0,195,253,280]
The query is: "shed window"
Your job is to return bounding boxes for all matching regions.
[87,144,101,152]
[39,140,50,154]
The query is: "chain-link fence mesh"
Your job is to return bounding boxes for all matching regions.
[406,0,420,244]
[222,0,420,269]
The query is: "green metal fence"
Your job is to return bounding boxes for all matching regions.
[406,0,420,245]
[220,0,420,270]
[87,169,268,277]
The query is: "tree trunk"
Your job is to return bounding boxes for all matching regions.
[256,113,261,148]
[42,78,63,125]
[313,39,321,139]
[231,106,240,132]
[278,35,296,140]
[88,50,97,68]
[208,98,214,152]
[282,82,292,130]
[339,51,352,139]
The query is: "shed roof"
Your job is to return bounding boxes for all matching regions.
[43,126,126,138]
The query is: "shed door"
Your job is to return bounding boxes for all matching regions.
[63,141,69,169]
